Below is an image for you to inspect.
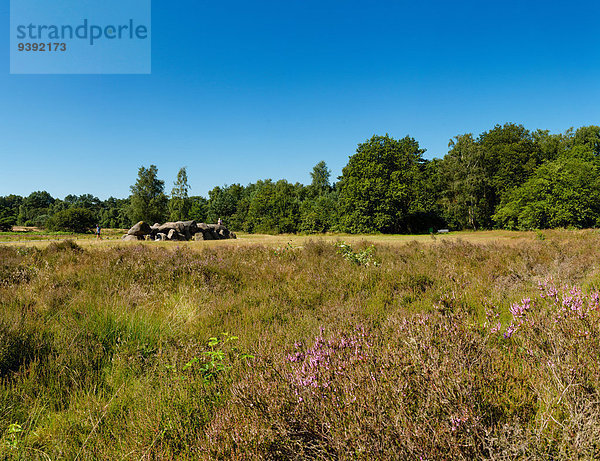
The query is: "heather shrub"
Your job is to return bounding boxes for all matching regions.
[1,232,600,459]
[486,280,600,458]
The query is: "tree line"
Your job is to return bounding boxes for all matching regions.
[2,122,600,234]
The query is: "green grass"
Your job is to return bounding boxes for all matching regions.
[0,228,125,242]
[1,230,600,459]
[0,228,538,248]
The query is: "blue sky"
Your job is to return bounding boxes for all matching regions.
[1,0,599,199]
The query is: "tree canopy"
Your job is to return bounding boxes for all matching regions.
[337,134,426,233]
[169,167,191,221]
[4,123,600,235]
[129,165,168,225]
[494,157,600,230]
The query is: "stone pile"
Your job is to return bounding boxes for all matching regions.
[122,220,236,242]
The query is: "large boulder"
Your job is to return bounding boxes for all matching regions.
[157,222,177,233]
[175,220,198,234]
[128,221,151,236]
[215,225,230,239]
[201,229,216,240]
[202,224,221,239]
[122,234,143,241]
[167,229,186,241]
[128,221,234,242]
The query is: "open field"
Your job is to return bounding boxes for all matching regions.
[0,228,125,243]
[1,228,542,248]
[2,230,600,459]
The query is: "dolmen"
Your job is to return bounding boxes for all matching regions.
[122,220,236,241]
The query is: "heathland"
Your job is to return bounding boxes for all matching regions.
[2,229,600,459]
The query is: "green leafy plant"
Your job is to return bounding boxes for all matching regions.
[4,423,22,449]
[335,242,379,267]
[181,333,254,384]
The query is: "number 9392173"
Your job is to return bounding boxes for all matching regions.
[18,42,66,52]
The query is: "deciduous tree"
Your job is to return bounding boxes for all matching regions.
[169,167,191,221]
[337,134,425,233]
[129,165,168,224]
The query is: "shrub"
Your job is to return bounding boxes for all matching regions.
[335,241,379,266]
[0,217,13,232]
[44,239,83,253]
[46,207,96,233]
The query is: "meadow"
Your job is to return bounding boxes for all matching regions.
[2,230,600,459]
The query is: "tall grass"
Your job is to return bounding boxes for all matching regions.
[1,232,600,459]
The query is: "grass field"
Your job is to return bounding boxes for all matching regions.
[1,228,538,247]
[2,230,600,459]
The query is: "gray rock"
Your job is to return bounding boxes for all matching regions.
[146,221,234,241]
[167,229,186,241]
[202,229,215,240]
[122,234,142,241]
[215,225,230,239]
[157,222,177,233]
[128,221,151,236]
[175,220,198,235]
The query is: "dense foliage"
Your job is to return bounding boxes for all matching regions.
[46,207,96,233]
[337,134,427,233]
[129,165,169,225]
[2,123,599,233]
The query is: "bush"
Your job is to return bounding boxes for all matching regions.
[45,239,83,253]
[46,208,96,233]
[0,217,13,232]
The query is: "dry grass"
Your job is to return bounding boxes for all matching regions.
[1,229,538,249]
[1,230,600,459]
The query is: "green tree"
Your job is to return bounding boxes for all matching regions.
[169,167,191,221]
[478,123,539,207]
[47,208,96,233]
[207,184,247,228]
[533,129,572,163]
[438,134,493,229]
[0,195,23,230]
[18,191,55,226]
[100,197,130,229]
[407,158,446,232]
[188,196,209,223]
[573,125,600,156]
[244,180,301,234]
[128,165,168,224]
[300,191,338,233]
[337,134,425,233]
[308,161,332,196]
[494,157,600,229]
[437,123,542,230]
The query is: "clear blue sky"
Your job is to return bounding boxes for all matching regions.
[1,0,599,199]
